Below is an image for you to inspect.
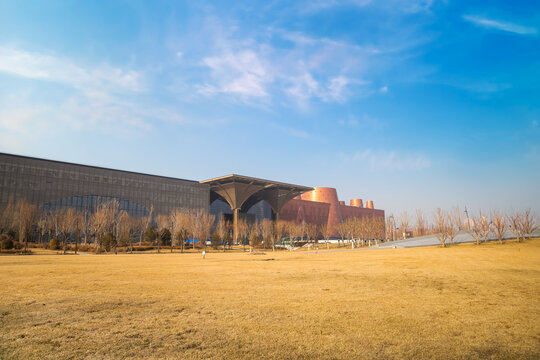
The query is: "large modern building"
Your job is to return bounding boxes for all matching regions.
[0,153,384,239]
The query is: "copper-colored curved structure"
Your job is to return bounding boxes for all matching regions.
[300,187,342,233]
[350,199,363,207]
[281,188,384,237]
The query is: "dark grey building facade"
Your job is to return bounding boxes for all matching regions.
[0,153,209,217]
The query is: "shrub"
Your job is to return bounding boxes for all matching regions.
[76,244,95,253]
[7,230,17,240]
[144,226,158,243]
[117,235,130,248]
[1,234,14,250]
[250,232,261,248]
[210,233,221,249]
[102,232,116,252]
[160,228,172,246]
[49,238,60,250]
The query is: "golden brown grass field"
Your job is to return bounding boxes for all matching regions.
[1,240,539,359]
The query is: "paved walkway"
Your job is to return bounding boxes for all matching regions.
[374,229,540,249]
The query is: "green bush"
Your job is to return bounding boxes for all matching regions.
[49,238,60,250]
[211,233,221,249]
[160,228,172,246]
[102,232,116,252]
[144,226,158,243]
[1,234,14,250]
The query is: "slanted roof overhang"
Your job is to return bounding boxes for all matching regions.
[200,174,313,214]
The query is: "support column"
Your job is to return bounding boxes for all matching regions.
[233,208,239,245]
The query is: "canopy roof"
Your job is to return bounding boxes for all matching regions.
[201,174,313,213]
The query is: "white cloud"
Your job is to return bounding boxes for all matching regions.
[286,72,320,102]
[339,114,386,129]
[0,47,144,92]
[380,86,388,93]
[286,72,353,105]
[326,76,349,102]
[344,148,431,171]
[303,0,436,14]
[200,50,271,98]
[0,47,196,145]
[463,15,537,36]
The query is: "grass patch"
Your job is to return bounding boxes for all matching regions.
[1,240,539,359]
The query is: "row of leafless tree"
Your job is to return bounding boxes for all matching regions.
[0,197,390,253]
[335,216,386,248]
[390,208,537,247]
[2,197,536,253]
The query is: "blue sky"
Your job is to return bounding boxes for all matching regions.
[0,0,539,217]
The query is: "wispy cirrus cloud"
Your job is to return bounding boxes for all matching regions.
[341,148,431,171]
[0,47,144,92]
[0,46,195,143]
[301,0,435,14]
[463,15,537,36]
[199,50,272,98]
[197,41,360,106]
[194,28,383,106]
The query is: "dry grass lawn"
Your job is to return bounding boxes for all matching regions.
[1,240,539,359]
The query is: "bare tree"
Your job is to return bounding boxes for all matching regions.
[91,203,109,251]
[352,218,363,247]
[12,199,38,253]
[385,216,394,241]
[57,208,77,254]
[469,215,482,245]
[248,222,261,252]
[304,223,319,248]
[478,214,491,243]
[520,209,538,240]
[447,207,461,246]
[322,222,333,249]
[434,208,449,247]
[343,219,355,248]
[139,204,154,246]
[170,209,192,253]
[215,216,229,252]
[374,217,386,243]
[259,219,273,250]
[365,216,377,246]
[156,214,170,253]
[106,199,120,239]
[491,211,507,244]
[272,220,286,251]
[117,210,132,252]
[236,218,249,251]
[81,208,91,245]
[73,209,84,254]
[286,221,301,250]
[336,222,347,248]
[450,206,462,231]
[508,212,522,242]
[191,209,215,252]
[399,211,410,239]
[415,209,425,237]
[0,196,15,234]
[37,212,49,245]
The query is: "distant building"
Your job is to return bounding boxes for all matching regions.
[1,153,384,240]
[280,187,385,233]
